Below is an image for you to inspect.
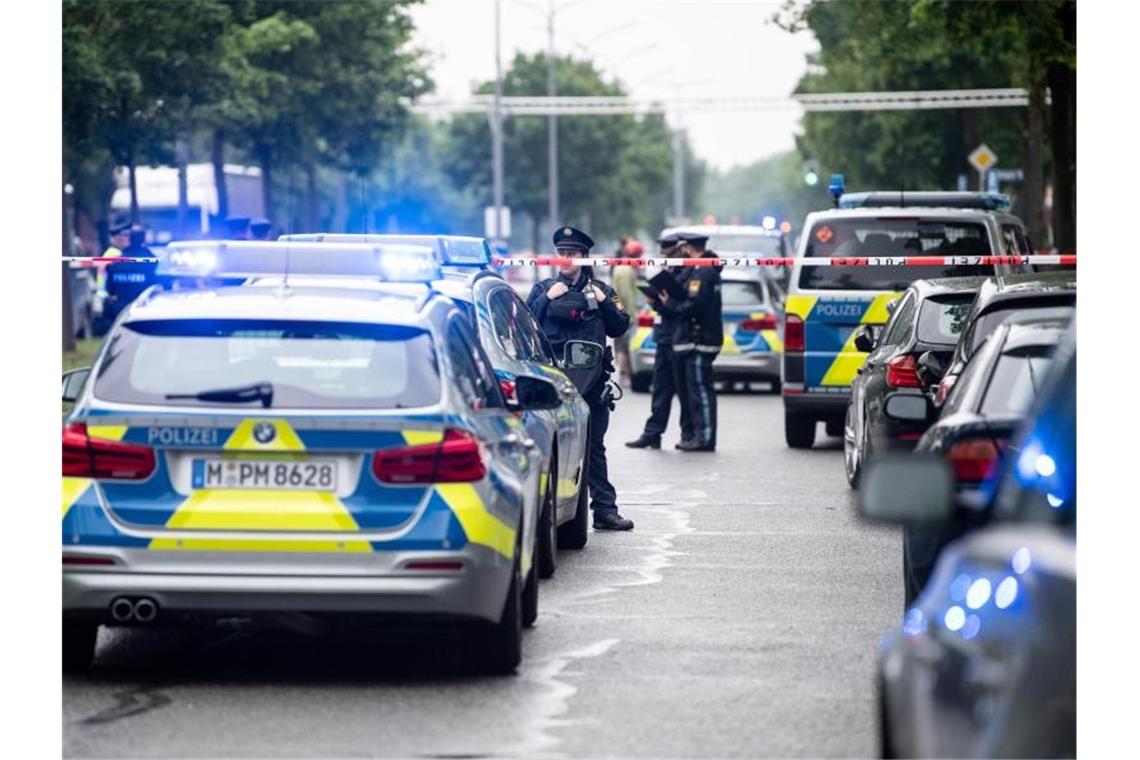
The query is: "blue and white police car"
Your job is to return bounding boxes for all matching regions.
[61,241,599,674]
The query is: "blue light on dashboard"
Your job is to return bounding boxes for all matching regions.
[1035,453,1057,478]
[944,606,966,632]
[995,576,1018,609]
[1047,493,1064,509]
[966,578,992,609]
[902,608,926,638]
[961,614,982,640]
[949,573,971,602]
[1011,547,1032,575]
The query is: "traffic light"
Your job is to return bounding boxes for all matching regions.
[802,160,820,187]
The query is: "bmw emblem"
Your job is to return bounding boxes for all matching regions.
[252,422,276,444]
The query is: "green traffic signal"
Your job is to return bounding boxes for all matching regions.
[804,170,819,186]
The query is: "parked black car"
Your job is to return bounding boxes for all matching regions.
[933,271,1076,407]
[860,322,1075,759]
[844,276,985,487]
[903,310,1070,604]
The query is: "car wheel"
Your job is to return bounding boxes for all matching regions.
[522,547,539,629]
[537,462,557,579]
[63,620,97,673]
[767,378,782,394]
[630,372,652,393]
[471,548,523,675]
[557,445,590,550]
[878,674,897,759]
[784,412,816,449]
[844,407,861,489]
[902,539,922,609]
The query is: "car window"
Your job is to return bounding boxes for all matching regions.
[880,292,916,346]
[798,218,994,291]
[722,280,765,307]
[1001,224,1030,255]
[447,320,504,410]
[942,335,999,415]
[916,296,974,345]
[489,288,547,363]
[967,299,1075,355]
[706,235,781,256]
[980,349,1054,415]
[95,319,441,409]
[508,291,551,363]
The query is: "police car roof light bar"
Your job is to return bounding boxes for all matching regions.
[158,240,442,282]
[277,233,492,268]
[838,191,1012,211]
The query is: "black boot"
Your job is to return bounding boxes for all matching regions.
[625,434,661,449]
[674,438,692,450]
[677,439,715,452]
[593,510,634,531]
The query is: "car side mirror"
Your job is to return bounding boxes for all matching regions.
[510,375,561,412]
[916,351,947,386]
[63,367,91,403]
[883,394,932,423]
[853,324,876,353]
[859,454,954,525]
[562,339,604,370]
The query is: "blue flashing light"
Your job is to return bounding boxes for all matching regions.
[828,174,845,204]
[944,606,966,632]
[961,614,982,640]
[902,608,927,638]
[966,578,992,610]
[1047,493,1064,509]
[1035,453,1057,478]
[949,573,972,603]
[761,215,777,231]
[1011,547,1032,575]
[995,577,1019,609]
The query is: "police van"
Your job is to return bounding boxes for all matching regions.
[782,180,1030,449]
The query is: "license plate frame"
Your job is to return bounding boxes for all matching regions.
[191,458,338,492]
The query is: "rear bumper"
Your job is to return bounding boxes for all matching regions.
[782,392,849,417]
[63,545,511,624]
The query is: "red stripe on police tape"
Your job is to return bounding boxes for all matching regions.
[62,254,1077,268]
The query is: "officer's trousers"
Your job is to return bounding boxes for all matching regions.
[642,345,693,441]
[680,350,718,448]
[584,383,619,512]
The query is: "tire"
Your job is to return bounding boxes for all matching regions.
[825,417,844,438]
[631,372,652,393]
[767,378,782,394]
[63,620,97,673]
[537,462,557,579]
[522,550,539,628]
[878,674,897,759]
[472,551,523,675]
[784,412,816,449]
[557,446,590,550]
[844,407,862,490]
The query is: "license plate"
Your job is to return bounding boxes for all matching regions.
[192,458,337,491]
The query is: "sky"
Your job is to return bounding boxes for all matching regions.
[408,0,820,172]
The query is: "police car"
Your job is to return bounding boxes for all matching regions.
[280,233,595,570]
[782,180,1030,449]
[61,241,599,674]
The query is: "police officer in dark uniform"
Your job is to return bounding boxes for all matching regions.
[671,232,722,452]
[250,217,273,240]
[527,226,635,531]
[626,232,696,450]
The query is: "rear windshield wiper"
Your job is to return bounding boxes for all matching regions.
[166,382,273,408]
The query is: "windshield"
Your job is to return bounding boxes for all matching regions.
[722,280,765,307]
[798,218,994,291]
[916,296,973,345]
[967,300,1076,355]
[95,319,441,409]
[708,235,781,256]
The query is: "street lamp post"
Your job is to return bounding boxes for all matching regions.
[492,0,504,238]
[547,0,558,229]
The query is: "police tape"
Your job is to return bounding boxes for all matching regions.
[491,254,1077,267]
[63,257,158,268]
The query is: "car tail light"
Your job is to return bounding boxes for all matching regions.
[372,428,487,484]
[784,314,804,352]
[947,438,1001,483]
[62,554,117,566]
[934,374,957,406]
[499,379,516,401]
[62,422,156,480]
[637,311,655,328]
[740,314,778,331]
[886,354,922,388]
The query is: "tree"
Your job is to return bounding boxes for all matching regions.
[703,150,830,233]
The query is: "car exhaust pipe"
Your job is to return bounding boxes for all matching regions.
[110,597,135,623]
[133,597,158,623]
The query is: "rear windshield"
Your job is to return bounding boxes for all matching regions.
[798,218,994,291]
[967,298,1075,355]
[95,319,441,409]
[708,235,781,256]
[916,296,974,345]
[980,350,1054,415]
[722,280,765,307]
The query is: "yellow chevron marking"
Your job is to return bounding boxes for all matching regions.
[821,327,867,387]
[148,537,372,553]
[224,419,305,452]
[721,332,741,356]
[62,477,92,518]
[435,483,516,560]
[784,294,819,320]
[164,489,358,531]
[87,425,127,442]
[402,430,444,446]
[761,329,784,353]
[862,293,902,325]
[630,326,652,351]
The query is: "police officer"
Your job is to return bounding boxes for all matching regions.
[225,215,251,240]
[671,232,722,452]
[250,217,273,240]
[625,232,695,450]
[527,226,634,531]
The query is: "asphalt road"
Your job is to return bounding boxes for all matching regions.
[63,388,902,758]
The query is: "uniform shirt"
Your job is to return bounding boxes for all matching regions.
[651,265,691,346]
[658,253,723,352]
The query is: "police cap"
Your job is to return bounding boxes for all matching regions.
[657,232,681,248]
[109,221,131,236]
[553,225,595,253]
[678,231,709,249]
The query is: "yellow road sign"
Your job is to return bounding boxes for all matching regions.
[968,143,997,173]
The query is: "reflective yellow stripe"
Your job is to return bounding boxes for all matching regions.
[721,332,741,356]
[862,293,902,325]
[148,537,372,553]
[435,483,516,560]
[556,477,578,501]
[630,326,651,351]
[402,430,444,446]
[163,489,359,531]
[87,425,127,442]
[761,329,784,353]
[62,477,91,517]
[784,294,818,320]
[821,327,865,387]
[224,419,305,451]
